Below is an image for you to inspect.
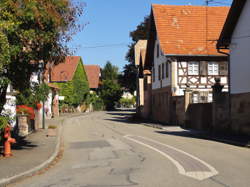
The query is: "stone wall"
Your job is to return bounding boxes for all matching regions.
[231,92,250,135]
[185,103,213,130]
[173,96,185,125]
[151,86,171,124]
[212,92,230,133]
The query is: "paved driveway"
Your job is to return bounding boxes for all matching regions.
[10,111,250,187]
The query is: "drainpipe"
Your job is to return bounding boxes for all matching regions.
[217,48,231,131]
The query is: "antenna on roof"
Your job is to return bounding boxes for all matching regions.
[205,0,213,6]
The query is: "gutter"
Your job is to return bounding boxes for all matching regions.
[217,47,232,131]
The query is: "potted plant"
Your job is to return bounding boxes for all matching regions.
[16,105,34,136]
[47,125,57,137]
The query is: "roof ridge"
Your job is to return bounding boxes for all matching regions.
[152,4,229,8]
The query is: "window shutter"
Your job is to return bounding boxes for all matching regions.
[200,61,207,76]
[219,61,228,75]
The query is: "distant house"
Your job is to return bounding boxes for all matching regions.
[50,56,89,112]
[217,0,250,135]
[84,65,101,91]
[134,40,152,118]
[144,4,229,124]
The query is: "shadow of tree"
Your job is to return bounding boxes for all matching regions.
[11,136,38,150]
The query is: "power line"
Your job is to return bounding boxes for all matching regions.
[82,43,128,49]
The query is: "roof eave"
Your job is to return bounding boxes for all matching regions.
[217,0,247,48]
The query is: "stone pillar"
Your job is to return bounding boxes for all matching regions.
[52,93,59,117]
[18,115,29,137]
[184,87,192,128]
[211,78,230,133]
[212,78,224,103]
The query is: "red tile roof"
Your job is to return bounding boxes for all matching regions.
[152,4,229,56]
[51,56,80,82]
[84,65,100,89]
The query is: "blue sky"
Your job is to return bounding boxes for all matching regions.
[68,0,232,71]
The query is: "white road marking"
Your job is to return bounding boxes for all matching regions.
[124,135,218,180]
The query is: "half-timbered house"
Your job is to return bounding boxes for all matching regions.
[144,4,230,124]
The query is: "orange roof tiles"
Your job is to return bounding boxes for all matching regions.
[152,4,229,56]
[51,56,80,82]
[84,65,100,89]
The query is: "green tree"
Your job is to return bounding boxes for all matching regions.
[100,80,122,110]
[125,16,150,64]
[0,0,84,112]
[101,61,119,81]
[119,64,137,94]
[120,16,150,94]
[100,61,122,110]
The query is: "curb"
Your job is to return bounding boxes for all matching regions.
[142,123,164,130]
[0,119,64,187]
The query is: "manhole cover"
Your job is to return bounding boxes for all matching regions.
[70,140,111,149]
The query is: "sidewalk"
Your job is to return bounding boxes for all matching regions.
[0,116,65,187]
[142,123,250,148]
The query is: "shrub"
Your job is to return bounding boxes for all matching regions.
[119,97,136,108]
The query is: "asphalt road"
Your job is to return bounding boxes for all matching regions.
[10,111,250,187]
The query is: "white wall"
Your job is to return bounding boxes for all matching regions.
[152,38,171,90]
[230,0,250,94]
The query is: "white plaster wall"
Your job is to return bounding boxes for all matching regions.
[173,61,228,96]
[152,38,171,90]
[230,0,250,94]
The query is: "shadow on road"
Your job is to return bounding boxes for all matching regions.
[11,136,38,150]
[155,130,250,147]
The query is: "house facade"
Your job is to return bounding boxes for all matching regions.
[50,56,89,113]
[217,0,250,135]
[145,4,229,124]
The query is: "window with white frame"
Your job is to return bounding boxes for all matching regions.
[208,62,219,75]
[188,62,199,75]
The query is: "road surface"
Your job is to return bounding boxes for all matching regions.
[10,111,250,187]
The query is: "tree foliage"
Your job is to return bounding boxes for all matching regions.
[56,61,89,107]
[16,83,50,108]
[101,61,119,81]
[0,0,84,112]
[100,61,122,110]
[100,80,122,111]
[120,16,150,94]
[125,16,150,64]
